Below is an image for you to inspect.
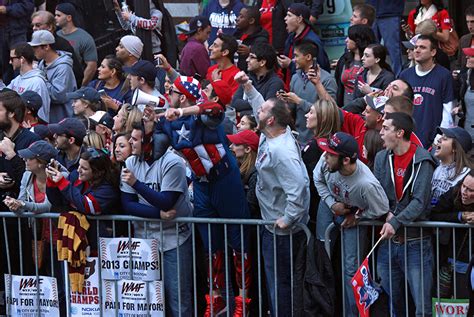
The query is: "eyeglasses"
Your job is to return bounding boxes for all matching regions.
[248,54,258,60]
[86,147,109,159]
[9,56,20,62]
[168,88,183,96]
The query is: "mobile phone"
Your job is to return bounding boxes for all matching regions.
[154,107,166,114]
[312,57,318,69]
[278,89,286,94]
[47,159,58,170]
[98,89,107,97]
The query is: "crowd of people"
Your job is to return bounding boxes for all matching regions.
[1,0,474,316]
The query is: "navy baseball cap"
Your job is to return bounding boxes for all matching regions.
[317,132,359,159]
[21,91,42,113]
[288,3,310,22]
[66,87,101,103]
[48,118,87,141]
[123,60,157,82]
[34,125,53,139]
[18,140,59,162]
[437,127,473,152]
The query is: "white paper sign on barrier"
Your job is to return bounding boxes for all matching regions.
[432,298,469,316]
[99,237,161,281]
[70,257,100,316]
[4,274,59,317]
[103,279,164,316]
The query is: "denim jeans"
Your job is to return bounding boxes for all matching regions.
[373,16,403,77]
[262,228,306,317]
[316,201,367,317]
[377,237,433,317]
[341,226,368,317]
[316,200,336,243]
[164,237,193,317]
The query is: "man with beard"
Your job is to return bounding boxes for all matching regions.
[48,117,86,173]
[0,90,39,205]
[115,35,143,68]
[0,90,39,313]
[313,132,388,317]
[234,70,309,316]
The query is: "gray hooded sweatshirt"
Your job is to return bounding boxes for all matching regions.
[38,51,77,123]
[8,68,51,123]
[373,146,436,238]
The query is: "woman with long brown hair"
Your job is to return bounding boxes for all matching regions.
[303,98,341,232]
[88,55,132,115]
[431,127,473,207]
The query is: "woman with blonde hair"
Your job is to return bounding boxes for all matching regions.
[84,130,105,150]
[112,104,143,134]
[227,130,260,217]
[303,97,341,231]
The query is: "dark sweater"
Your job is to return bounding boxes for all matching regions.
[231,70,284,115]
[0,128,40,208]
[234,26,269,71]
[431,183,474,263]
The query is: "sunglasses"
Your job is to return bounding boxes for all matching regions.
[168,88,183,96]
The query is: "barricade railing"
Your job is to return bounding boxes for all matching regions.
[324,220,474,317]
[0,212,311,317]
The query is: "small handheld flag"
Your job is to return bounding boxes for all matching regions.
[351,236,383,317]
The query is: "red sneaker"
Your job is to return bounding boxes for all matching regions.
[204,294,227,317]
[233,296,251,317]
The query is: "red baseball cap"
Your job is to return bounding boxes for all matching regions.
[227,130,259,152]
[211,80,232,106]
[463,47,474,57]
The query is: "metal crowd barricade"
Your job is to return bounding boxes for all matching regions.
[324,220,474,317]
[0,212,311,317]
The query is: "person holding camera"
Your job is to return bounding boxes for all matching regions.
[278,40,336,146]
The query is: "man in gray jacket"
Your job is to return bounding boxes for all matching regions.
[30,30,76,123]
[375,112,435,316]
[235,70,310,316]
[314,132,388,317]
[8,43,50,123]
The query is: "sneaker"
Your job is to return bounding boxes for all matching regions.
[204,294,227,317]
[233,296,251,317]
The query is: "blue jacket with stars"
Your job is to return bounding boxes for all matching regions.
[154,114,239,178]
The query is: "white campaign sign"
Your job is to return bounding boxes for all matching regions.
[99,237,161,281]
[103,279,164,316]
[432,298,469,316]
[4,274,59,317]
[70,257,100,316]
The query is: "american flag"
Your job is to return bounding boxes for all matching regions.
[175,76,201,101]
